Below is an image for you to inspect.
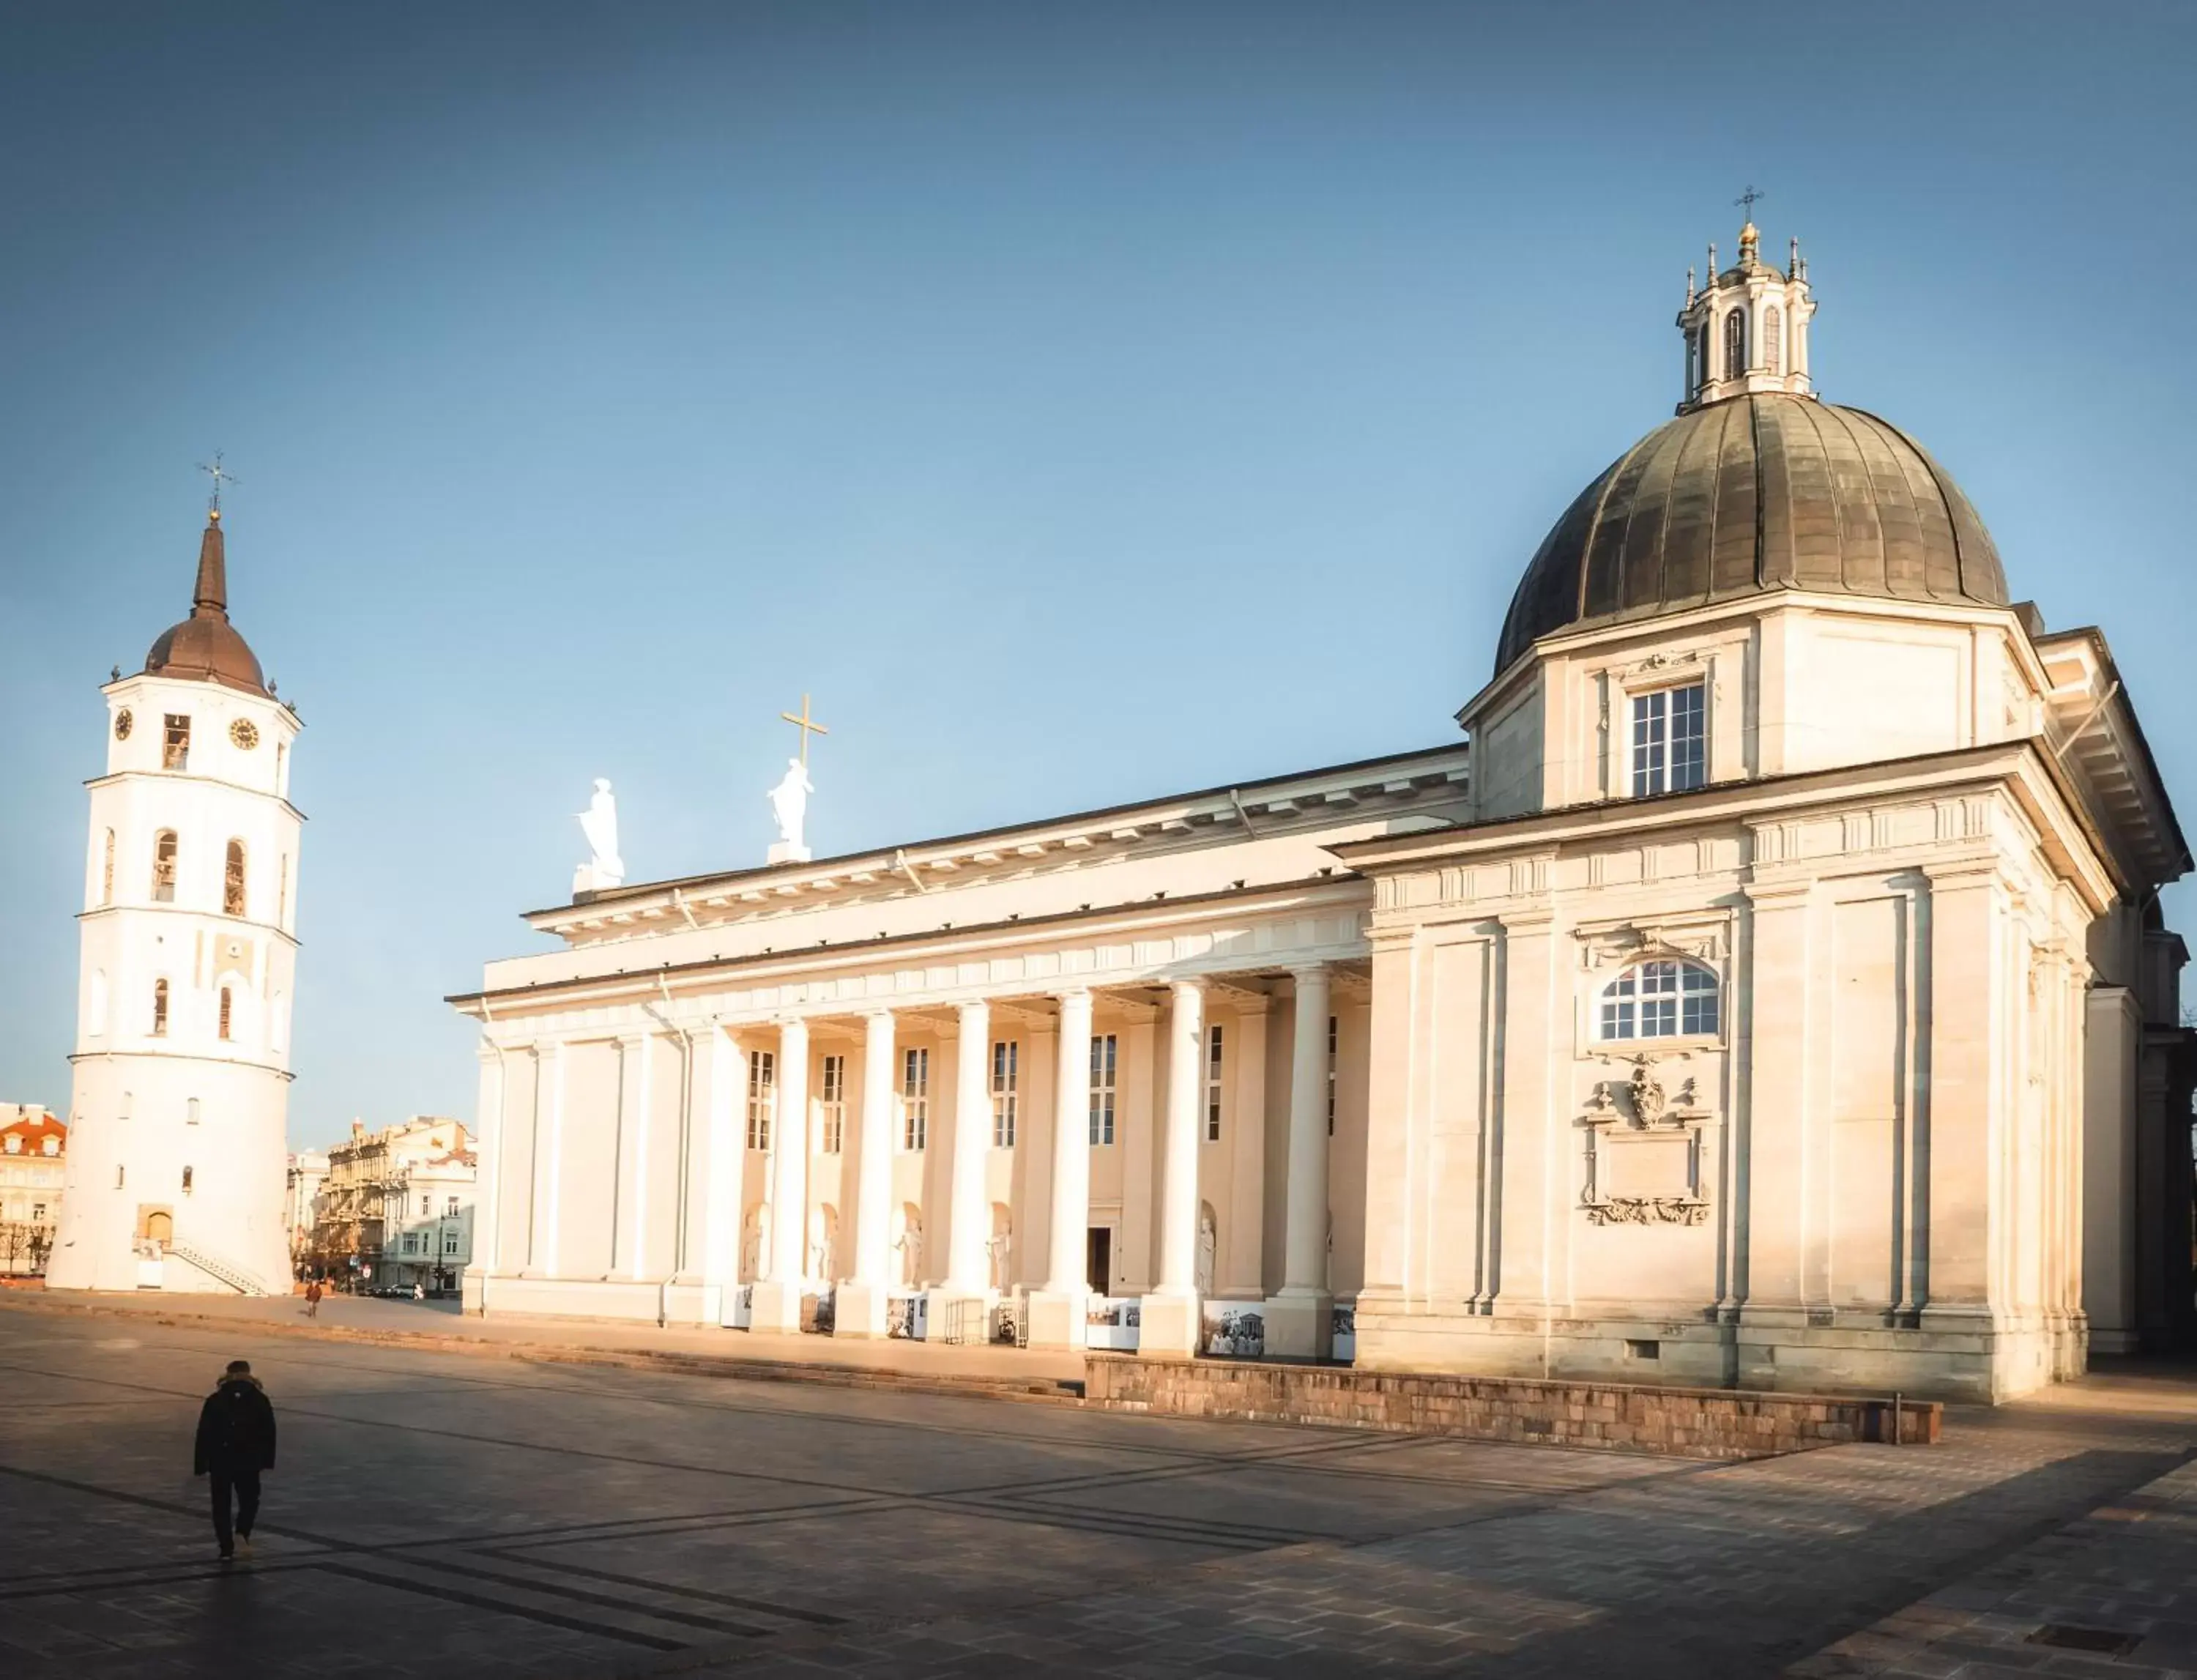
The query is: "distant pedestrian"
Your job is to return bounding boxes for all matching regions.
[412,1282,423,1302]
[193,1359,277,1561]
[303,1280,322,1319]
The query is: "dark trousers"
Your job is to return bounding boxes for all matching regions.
[209,1467,261,1553]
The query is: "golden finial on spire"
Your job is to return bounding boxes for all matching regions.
[1734,185,1765,261]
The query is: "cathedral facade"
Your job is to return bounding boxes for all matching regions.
[453,224,2190,1401]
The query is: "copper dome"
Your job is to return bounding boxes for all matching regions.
[143,513,268,696]
[1493,394,2007,676]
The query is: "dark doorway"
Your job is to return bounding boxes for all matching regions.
[1085,1227,1112,1297]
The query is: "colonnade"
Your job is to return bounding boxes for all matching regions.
[738,965,1337,1356]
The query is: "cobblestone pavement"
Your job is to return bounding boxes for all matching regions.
[3,1304,2193,1679]
[1791,1451,2197,1677]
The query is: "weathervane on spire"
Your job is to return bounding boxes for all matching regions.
[197,451,241,516]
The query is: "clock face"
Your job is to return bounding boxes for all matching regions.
[230,718,260,751]
[114,709,133,740]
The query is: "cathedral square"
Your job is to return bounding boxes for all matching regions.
[7,8,2197,1677]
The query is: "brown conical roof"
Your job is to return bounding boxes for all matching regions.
[144,511,268,695]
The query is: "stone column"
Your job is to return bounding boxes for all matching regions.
[612,1030,647,1279]
[927,999,992,1339]
[463,1040,505,1315]
[836,1009,897,1337]
[2083,981,2141,1352]
[1265,965,1332,1359]
[749,1018,811,1334]
[536,1041,567,1277]
[1141,980,1205,1357]
[1029,989,1093,1348]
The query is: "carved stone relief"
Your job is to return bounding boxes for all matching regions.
[1577,1055,1713,1227]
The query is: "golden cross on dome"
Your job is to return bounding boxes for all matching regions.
[197,450,241,515]
[779,693,830,766]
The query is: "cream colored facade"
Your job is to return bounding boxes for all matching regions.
[313,1117,477,1290]
[1347,593,2185,1401]
[452,226,2190,1400]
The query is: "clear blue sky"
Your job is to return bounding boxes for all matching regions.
[3,2,2191,1148]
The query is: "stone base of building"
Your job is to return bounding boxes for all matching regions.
[1026,1287,1088,1350]
[1262,1289,1333,1360]
[1138,1292,1200,1358]
[834,1281,891,1338]
[1085,1353,1941,1458]
[461,1272,726,1324]
[747,1279,806,1334]
[1353,1296,2086,1404]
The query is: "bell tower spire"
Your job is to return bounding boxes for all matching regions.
[1675,198,1818,413]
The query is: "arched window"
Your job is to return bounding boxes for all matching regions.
[187,1097,201,1125]
[1599,959,1720,1040]
[182,1165,194,1194]
[152,830,178,903]
[102,829,115,905]
[152,978,170,1038]
[224,840,247,916]
[1763,304,1783,375]
[1695,322,1710,391]
[1722,308,1747,379]
[218,988,233,1041]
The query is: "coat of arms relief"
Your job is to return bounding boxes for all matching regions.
[1578,1057,1714,1226]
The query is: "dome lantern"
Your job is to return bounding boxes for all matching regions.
[1677,215,1818,413]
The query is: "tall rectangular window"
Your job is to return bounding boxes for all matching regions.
[152,830,178,903]
[1088,1033,1118,1146]
[1326,1016,1338,1137]
[162,714,191,770]
[902,1047,929,1150]
[1630,683,1706,797]
[745,1050,776,1151]
[991,1039,1019,1148]
[1205,1025,1224,1142]
[819,1055,847,1153]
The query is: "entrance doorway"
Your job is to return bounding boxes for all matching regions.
[1085,1226,1112,1296]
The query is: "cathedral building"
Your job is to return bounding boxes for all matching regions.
[48,508,302,1294]
[451,223,2191,1400]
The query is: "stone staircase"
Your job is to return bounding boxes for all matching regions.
[167,1243,272,1297]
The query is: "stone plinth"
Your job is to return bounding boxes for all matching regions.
[1085,1354,1941,1460]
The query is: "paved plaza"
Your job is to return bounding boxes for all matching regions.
[4,1301,2196,1677]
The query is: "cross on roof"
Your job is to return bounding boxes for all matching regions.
[1733,185,1766,219]
[779,693,830,767]
[197,450,241,514]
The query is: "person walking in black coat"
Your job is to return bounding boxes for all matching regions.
[193,1359,277,1561]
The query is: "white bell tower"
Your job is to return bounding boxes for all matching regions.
[47,503,302,1294]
